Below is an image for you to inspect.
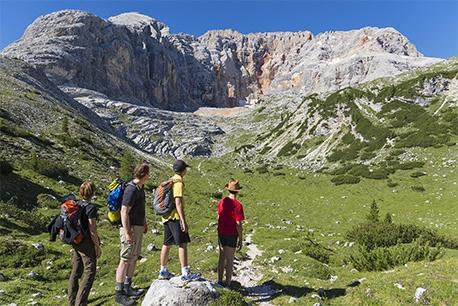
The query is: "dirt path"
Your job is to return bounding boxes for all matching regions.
[233,233,279,305]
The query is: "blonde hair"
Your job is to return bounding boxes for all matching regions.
[79,181,96,201]
[133,163,150,179]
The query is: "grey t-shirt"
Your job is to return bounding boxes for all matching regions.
[121,182,145,226]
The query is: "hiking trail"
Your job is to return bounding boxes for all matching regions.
[233,232,279,305]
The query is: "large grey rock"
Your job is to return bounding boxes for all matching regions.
[141,277,218,306]
[2,10,442,112]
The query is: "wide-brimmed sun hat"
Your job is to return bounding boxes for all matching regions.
[225,179,242,193]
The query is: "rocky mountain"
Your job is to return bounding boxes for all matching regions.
[2,10,441,112]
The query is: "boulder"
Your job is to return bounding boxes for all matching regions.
[142,277,218,306]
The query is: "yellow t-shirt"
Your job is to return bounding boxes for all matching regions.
[161,174,183,223]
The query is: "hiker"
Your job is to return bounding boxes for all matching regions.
[115,163,150,306]
[68,181,101,306]
[217,179,245,287]
[158,159,200,281]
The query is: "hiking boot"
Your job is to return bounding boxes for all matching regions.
[216,281,226,287]
[115,291,135,306]
[158,270,174,280]
[124,284,144,297]
[181,272,202,282]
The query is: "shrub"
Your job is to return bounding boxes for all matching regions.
[36,193,59,209]
[0,239,46,268]
[211,289,247,306]
[0,201,49,233]
[0,158,14,175]
[331,175,360,185]
[411,171,426,178]
[349,241,443,272]
[28,155,68,179]
[308,260,333,280]
[256,165,269,174]
[387,180,399,188]
[411,185,426,192]
[346,221,458,250]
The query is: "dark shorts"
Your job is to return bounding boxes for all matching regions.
[163,220,191,245]
[218,235,238,248]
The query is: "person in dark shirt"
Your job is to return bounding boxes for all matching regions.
[217,179,245,287]
[115,163,150,306]
[68,181,101,306]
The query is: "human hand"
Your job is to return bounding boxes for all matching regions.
[180,219,188,233]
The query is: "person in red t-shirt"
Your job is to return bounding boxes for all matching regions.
[217,179,245,287]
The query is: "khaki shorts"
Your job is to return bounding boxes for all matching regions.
[120,226,144,261]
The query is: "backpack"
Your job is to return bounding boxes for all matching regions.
[47,194,88,245]
[152,178,178,215]
[106,178,134,224]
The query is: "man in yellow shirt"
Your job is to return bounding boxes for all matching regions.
[159,160,200,281]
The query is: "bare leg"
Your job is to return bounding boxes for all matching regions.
[126,260,137,278]
[224,246,236,285]
[116,260,129,283]
[217,244,225,283]
[178,243,188,268]
[160,245,171,267]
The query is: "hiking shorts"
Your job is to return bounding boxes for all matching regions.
[218,235,238,248]
[163,220,191,246]
[119,226,144,261]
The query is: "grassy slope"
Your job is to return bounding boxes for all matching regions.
[0,142,456,305]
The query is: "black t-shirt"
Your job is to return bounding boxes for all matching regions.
[121,182,145,226]
[79,201,98,240]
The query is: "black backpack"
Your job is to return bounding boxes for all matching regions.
[47,194,88,244]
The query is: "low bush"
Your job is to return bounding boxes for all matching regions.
[28,155,68,179]
[308,260,333,280]
[0,201,49,233]
[36,194,59,209]
[211,289,247,306]
[349,241,443,272]
[0,158,14,175]
[331,175,360,185]
[411,171,427,178]
[411,185,426,192]
[0,239,46,268]
[256,165,269,174]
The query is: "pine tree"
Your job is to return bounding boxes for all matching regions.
[384,212,393,224]
[62,117,69,134]
[119,150,136,181]
[367,200,380,223]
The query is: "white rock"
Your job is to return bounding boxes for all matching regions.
[206,245,215,252]
[394,282,405,290]
[32,243,44,252]
[139,257,147,264]
[330,275,338,283]
[288,297,298,303]
[278,249,286,254]
[141,276,216,306]
[415,287,427,302]
[147,243,158,252]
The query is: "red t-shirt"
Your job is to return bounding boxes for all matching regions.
[217,197,245,236]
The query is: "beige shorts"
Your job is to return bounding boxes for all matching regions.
[119,226,144,261]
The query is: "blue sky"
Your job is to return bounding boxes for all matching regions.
[0,0,457,59]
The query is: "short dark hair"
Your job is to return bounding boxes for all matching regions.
[133,163,150,179]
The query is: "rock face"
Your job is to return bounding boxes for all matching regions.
[141,277,218,306]
[2,10,441,111]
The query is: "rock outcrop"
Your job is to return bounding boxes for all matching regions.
[141,277,218,306]
[2,10,442,111]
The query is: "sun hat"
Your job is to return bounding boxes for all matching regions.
[225,179,242,193]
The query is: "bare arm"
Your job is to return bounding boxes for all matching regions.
[175,197,187,232]
[236,221,243,251]
[88,218,101,258]
[121,205,132,241]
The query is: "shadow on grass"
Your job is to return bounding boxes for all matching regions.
[0,172,60,208]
